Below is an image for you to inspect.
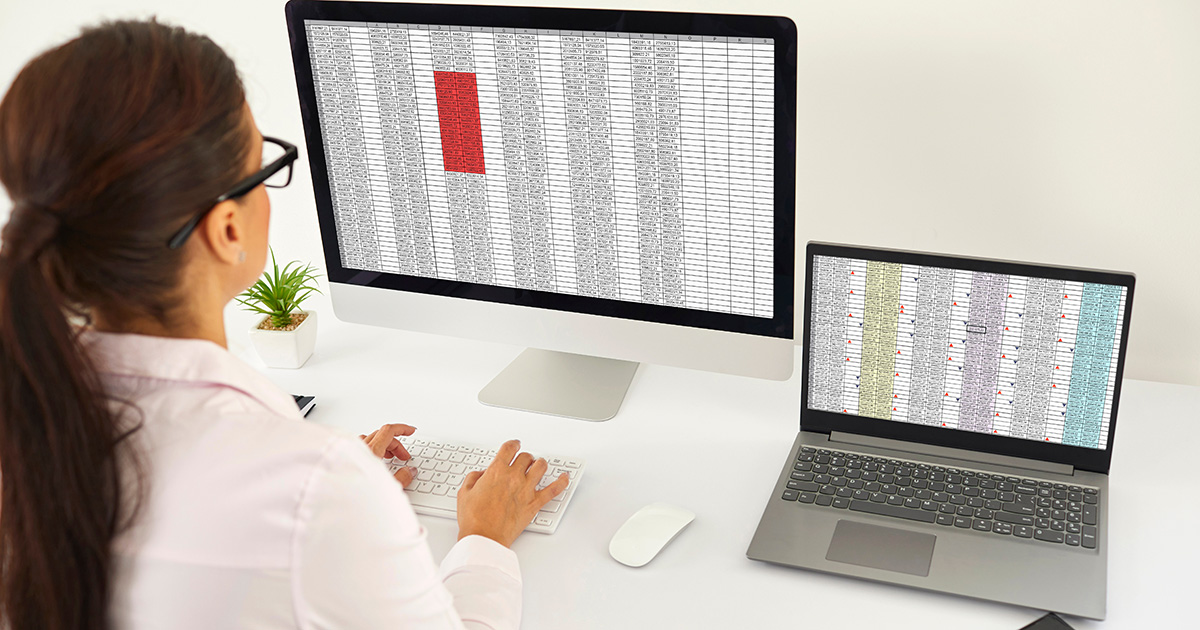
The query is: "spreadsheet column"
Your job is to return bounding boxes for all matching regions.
[656,35,684,308]
[409,26,453,276]
[631,35,661,304]
[366,23,401,273]
[702,37,731,313]
[348,25,388,270]
[728,37,755,316]
[608,34,640,302]
[491,30,532,288]
[586,33,619,299]
[679,35,708,312]
[517,30,557,291]
[752,38,774,317]
[473,29,515,287]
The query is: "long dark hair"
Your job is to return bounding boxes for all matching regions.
[0,20,251,630]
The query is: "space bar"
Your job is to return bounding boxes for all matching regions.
[849,500,937,523]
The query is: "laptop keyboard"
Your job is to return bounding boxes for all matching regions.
[781,446,1100,549]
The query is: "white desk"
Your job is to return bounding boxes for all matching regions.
[228,307,1195,629]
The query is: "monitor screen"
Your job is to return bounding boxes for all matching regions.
[287,2,795,340]
[806,254,1128,451]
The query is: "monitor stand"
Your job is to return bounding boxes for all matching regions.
[478,348,639,421]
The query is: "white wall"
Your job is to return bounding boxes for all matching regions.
[1,0,1197,385]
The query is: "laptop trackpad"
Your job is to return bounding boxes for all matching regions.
[825,520,936,577]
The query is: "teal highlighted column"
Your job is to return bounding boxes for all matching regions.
[1063,284,1121,447]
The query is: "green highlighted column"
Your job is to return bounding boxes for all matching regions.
[859,261,902,419]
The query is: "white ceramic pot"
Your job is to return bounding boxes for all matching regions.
[248,310,317,369]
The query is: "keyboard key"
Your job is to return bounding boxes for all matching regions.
[432,484,448,496]
[815,495,833,507]
[416,481,434,493]
[1082,526,1097,549]
[787,480,818,492]
[1066,533,1081,546]
[832,497,851,509]
[954,516,971,528]
[992,522,1012,535]
[1002,502,1035,515]
[798,492,816,504]
[936,514,954,526]
[848,500,937,523]
[1035,529,1064,544]
[1013,525,1033,538]
[972,519,991,532]
[1083,505,1098,526]
[995,512,1034,526]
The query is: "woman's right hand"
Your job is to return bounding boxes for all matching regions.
[455,440,569,548]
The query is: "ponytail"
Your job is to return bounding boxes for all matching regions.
[0,207,137,630]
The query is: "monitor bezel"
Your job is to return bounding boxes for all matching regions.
[284,0,797,340]
[800,242,1135,474]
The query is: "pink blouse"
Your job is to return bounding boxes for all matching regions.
[83,331,521,630]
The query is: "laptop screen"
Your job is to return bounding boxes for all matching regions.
[806,254,1128,451]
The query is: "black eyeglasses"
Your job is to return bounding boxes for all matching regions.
[166,136,299,249]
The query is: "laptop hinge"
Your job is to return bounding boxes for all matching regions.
[828,431,1075,476]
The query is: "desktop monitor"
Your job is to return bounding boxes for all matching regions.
[284,1,797,420]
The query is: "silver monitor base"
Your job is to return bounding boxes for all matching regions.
[478,348,639,421]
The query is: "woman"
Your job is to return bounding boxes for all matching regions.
[0,20,565,630]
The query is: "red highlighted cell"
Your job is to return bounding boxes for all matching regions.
[433,71,486,174]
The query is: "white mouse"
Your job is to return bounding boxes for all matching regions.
[608,502,695,567]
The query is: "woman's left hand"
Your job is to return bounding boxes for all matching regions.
[360,424,417,487]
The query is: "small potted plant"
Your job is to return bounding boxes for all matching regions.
[238,250,323,369]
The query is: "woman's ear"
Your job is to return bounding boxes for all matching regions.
[197,199,246,265]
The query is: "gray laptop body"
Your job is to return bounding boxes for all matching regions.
[748,242,1134,621]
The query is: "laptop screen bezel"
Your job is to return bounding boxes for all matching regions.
[800,242,1134,475]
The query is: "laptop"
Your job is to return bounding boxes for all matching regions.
[748,242,1134,620]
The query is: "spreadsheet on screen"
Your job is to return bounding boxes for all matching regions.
[305,21,777,318]
[807,256,1127,450]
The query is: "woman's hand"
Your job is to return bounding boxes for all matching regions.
[360,423,417,488]
[455,439,569,548]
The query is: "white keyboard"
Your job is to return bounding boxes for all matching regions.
[385,437,585,534]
